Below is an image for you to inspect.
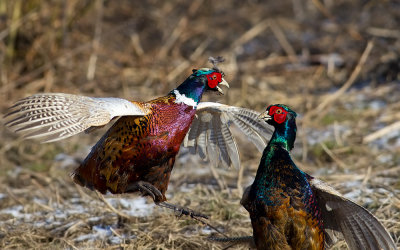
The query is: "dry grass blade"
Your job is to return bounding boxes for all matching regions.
[363,121,400,143]
[305,40,375,120]
[96,191,131,219]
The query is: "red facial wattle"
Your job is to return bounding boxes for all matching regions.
[268,106,287,124]
[207,72,222,88]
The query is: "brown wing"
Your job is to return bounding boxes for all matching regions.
[310,178,396,250]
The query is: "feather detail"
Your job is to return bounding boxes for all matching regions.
[4,93,149,143]
[310,178,396,250]
[184,102,272,168]
[173,89,197,108]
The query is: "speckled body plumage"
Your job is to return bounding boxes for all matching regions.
[73,93,198,201]
[241,105,324,249]
[69,68,226,203]
[242,145,324,249]
[213,104,395,249]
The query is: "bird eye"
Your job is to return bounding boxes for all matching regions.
[212,75,217,80]
[275,109,282,114]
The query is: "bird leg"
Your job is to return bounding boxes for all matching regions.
[157,201,208,219]
[127,181,208,219]
[127,181,165,202]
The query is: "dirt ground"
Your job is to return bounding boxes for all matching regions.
[0,0,399,249]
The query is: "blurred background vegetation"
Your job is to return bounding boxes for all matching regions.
[0,0,399,248]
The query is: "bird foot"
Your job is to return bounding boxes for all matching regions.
[127,181,208,219]
[157,201,209,219]
[127,181,164,202]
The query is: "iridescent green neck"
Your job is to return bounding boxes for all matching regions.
[252,117,301,205]
[269,118,296,151]
[171,71,210,105]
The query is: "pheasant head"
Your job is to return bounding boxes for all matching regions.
[173,68,228,108]
[258,104,297,151]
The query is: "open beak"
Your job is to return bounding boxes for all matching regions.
[216,78,229,95]
[258,111,271,121]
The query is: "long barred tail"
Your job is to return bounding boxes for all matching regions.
[208,235,254,243]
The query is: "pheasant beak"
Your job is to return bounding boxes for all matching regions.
[216,78,229,95]
[258,111,271,121]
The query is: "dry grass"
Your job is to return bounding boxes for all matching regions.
[0,0,399,249]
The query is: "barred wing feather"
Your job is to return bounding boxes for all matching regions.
[184,102,272,168]
[4,93,149,143]
[310,178,396,250]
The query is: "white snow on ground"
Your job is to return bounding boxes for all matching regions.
[341,180,394,205]
[0,196,153,244]
[75,225,112,242]
[0,205,32,220]
[74,224,137,243]
[105,196,154,217]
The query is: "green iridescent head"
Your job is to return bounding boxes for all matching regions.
[259,104,297,150]
[259,104,297,126]
[189,68,228,94]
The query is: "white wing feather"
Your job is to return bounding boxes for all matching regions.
[4,93,149,143]
[184,102,272,168]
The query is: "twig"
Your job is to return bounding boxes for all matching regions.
[157,0,203,58]
[363,121,400,143]
[319,142,347,170]
[192,216,228,238]
[311,0,335,20]
[231,19,270,49]
[361,166,372,186]
[306,40,374,119]
[268,19,299,64]
[61,239,79,250]
[86,0,103,81]
[96,191,131,219]
[236,161,244,196]
[367,27,400,39]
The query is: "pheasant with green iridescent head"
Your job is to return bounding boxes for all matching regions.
[4,60,272,217]
[237,104,396,249]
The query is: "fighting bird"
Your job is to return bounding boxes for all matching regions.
[216,104,396,249]
[4,62,271,217]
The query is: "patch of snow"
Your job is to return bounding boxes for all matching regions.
[33,197,48,205]
[75,225,112,242]
[75,233,96,242]
[109,236,122,244]
[88,216,102,223]
[54,153,79,168]
[105,197,154,217]
[201,227,213,234]
[0,205,32,220]
[377,154,393,164]
[179,184,196,193]
[304,125,350,146]
[368,100,386,110]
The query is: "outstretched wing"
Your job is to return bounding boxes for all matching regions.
[4,93,150,143]
[183,102,272,169]
[309,178,396,250]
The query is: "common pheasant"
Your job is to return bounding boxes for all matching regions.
[4,65,271,217]
[215,104,396,249]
